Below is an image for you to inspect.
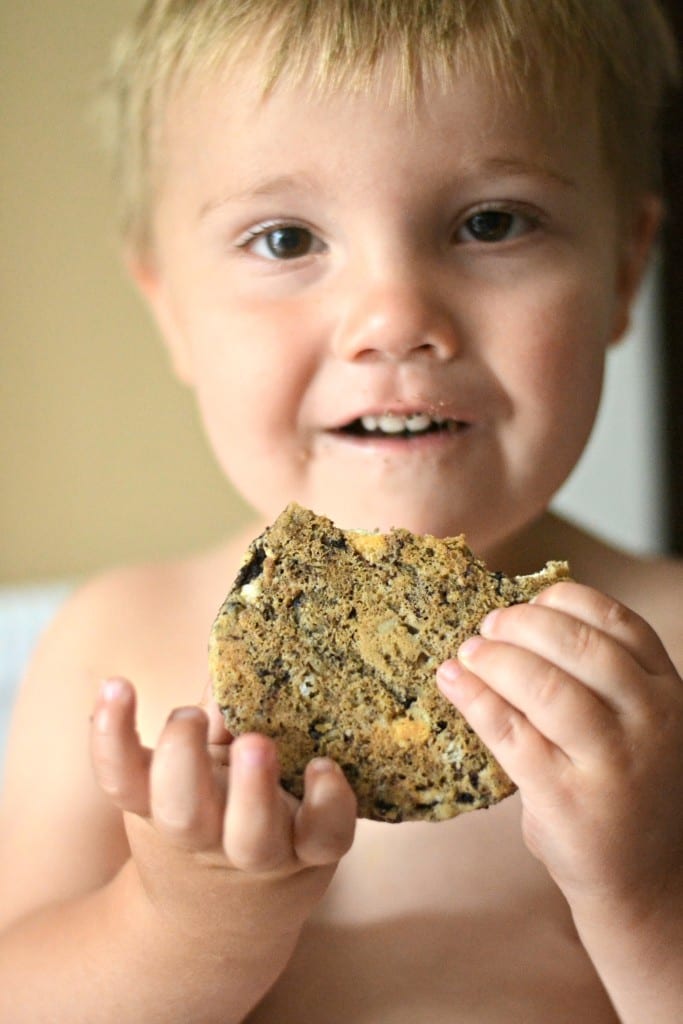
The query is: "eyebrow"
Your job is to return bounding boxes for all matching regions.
[472,157,579,191]
[199,157,578,221]
[199,174,319,220]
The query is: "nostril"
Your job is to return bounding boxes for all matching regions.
[341,335,456,363]
[332,288,459,362]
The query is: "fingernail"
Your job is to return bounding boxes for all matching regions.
[169,706,205,723]
[437,659,463,683]
[479,609,500,636]
[100,678,128,702]
[309,757,340,776]
[436,661,467,703]
[235,738,274,768]
[458,636,485,662]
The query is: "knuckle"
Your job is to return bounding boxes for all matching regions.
[571,618,598,661]
[298,840,345,867]
[96,767,125,799]
[533,662,566,708]
[327,824,355,859]
[92,745,125,791]
[531,581,569,607]
[302,822,355,866]
[97,770,139,808]
[490,707,524,750]
[155,805,204,838]
[225,809,293,873]
[638,694,679,737]
[229,842,289,874]
[155,795,223,850]
[601,595,631,634]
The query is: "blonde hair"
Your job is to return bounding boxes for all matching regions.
[101,0,679,259]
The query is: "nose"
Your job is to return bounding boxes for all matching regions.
[331,277,460,363]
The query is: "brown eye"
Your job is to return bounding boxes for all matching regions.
[456,208,536,244]
[264,226,314,259]
[239,222,325,261]
[463,211,516,242]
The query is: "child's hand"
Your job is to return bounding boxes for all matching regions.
[90,679,356,945]
[436,582,683,924]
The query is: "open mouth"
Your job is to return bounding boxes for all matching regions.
[339,412,466,439]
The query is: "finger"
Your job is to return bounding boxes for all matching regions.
[223,734,294,874]
[437,661,568,792]
[150,707,225,850]
[294,759,357,867]
[478,602,647,711]
[91,678,152,816]
[530,582,672,677]
[198,677,234,747]
[460,635,622,761]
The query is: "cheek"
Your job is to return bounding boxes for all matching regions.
[514,266,613,398]
[185,314,314,495]
[186,302,290,412]
[524,322,604,414]
[495,271,614,472]
[193,360,280,455]
[192,370,293,519]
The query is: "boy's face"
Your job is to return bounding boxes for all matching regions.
[138,56,657,551]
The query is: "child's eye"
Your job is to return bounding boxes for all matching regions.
[456,209,534,244]
[239,224,324,260]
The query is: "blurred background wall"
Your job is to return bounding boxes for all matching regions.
[0,3,671,589]
[1,2,251,586]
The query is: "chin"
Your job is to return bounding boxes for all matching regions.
[303,491,474,541]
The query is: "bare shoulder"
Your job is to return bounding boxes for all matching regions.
[23,530,254,738]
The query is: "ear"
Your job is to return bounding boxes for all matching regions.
[125,250,195,385]
[610,193,663,344]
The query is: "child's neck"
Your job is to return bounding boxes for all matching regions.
[480,511,588,578]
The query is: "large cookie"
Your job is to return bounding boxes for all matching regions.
[209,504,569,823]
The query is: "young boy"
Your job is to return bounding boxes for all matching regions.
[1,1,682,1021]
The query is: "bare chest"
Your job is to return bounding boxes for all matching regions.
[247,798,619,1024]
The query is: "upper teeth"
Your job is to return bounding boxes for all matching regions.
[360,413,446,434]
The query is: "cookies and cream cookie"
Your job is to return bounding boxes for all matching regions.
[209,504,569,823]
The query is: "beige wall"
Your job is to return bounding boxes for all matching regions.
[1,3,249,585]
